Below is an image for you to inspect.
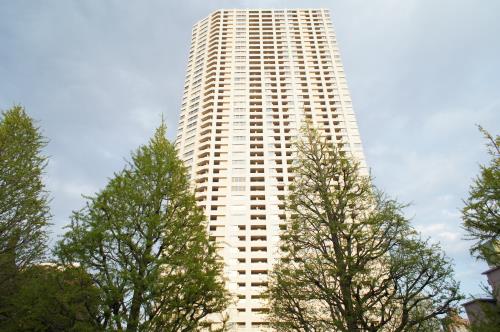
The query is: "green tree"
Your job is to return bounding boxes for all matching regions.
[0,106,51,317]
[461,126,500,332]
[56,123,229,332]
[1,264,101,332]
[462,126,500,266]
[266,127,462,332]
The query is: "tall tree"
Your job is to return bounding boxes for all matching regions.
[56,123,229,332]
[0,106,50,291]
[266,127,462,332]
[462,126,500,266]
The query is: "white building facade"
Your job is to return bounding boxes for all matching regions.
[175,9,367,330]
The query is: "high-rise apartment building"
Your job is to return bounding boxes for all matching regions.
[175,9,366,330]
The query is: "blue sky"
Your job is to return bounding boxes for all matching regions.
[1,0,499,299]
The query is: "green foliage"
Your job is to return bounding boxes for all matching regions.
[0,106,51,284]
[55,123,229,331]
[266,126,462,332]
[462,126,500,265]
[0,105,51,326]
[0,265,101,332]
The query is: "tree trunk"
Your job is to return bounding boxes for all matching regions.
[126,284,143,332]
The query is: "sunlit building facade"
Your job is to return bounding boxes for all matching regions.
[175,8,366,330]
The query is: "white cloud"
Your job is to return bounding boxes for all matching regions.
[416,222,468,254]
[47,176,97,199]
[128,107,163,132]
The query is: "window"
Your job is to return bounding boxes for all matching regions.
[232,186,246,191]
